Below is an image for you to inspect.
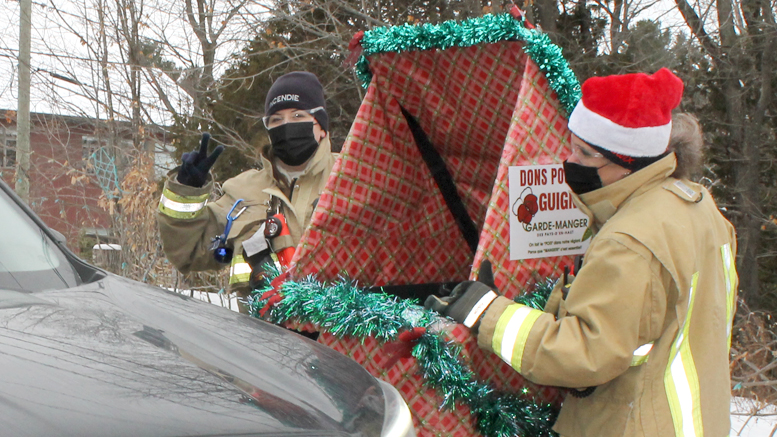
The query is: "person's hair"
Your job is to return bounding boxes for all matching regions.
[667,113,704,180]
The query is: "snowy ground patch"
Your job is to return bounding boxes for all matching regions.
[731,397,777,436]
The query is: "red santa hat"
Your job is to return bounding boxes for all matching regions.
[568,68,684,170]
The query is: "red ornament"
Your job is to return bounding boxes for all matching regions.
[343,30,366,68]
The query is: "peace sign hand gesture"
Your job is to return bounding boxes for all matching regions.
[177,133,225,188]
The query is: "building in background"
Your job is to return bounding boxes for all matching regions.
[0,109,172,254]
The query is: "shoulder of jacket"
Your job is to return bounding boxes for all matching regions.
[593,185,680,251]
[214,169,277,210]
[610,178,699,220]
[222,169,272,191]
[625,179,722,224]
[661,179,704,203]
[597,179,718,257]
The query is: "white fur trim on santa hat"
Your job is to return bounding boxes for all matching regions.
[568,101,672,157]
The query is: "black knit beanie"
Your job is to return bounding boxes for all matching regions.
[264,72,328,132]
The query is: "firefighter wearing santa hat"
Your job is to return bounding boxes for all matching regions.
[426,68,738,436]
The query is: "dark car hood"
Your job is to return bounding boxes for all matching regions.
[0,274,384,436]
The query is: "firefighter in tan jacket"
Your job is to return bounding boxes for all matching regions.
[426,69,738,436]
[158,72,337,313]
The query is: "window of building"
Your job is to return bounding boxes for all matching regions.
[82,136,105,161]
[82,135,110,174]
[1,131,16,169]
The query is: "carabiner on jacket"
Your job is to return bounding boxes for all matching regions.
[211,199,247,264]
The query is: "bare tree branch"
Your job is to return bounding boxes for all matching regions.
[674,0,722,61]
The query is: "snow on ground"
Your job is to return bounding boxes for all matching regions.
[170,288,777,436]
[732,397,777,436]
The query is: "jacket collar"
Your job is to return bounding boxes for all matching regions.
[573,153,677,230]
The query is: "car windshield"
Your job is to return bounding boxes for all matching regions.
[0,187,80,292]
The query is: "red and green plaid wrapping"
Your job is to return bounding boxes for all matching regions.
[291,41,573,436]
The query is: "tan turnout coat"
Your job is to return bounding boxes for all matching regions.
[157,138,337,302]
[478,154,738,436]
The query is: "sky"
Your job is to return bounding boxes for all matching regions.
[0,0,266,125]
[0,0,690,124]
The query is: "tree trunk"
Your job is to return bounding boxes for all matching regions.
[726,79,762,306]
[677,0,772,305]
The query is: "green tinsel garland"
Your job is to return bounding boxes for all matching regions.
[354,13,581,115]
[249,273,558,437]
[515,278,555,310]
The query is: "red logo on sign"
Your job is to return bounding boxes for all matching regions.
[512,187,539,225]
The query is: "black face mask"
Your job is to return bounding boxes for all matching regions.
[269,122,319,166]
[563,160,603,195]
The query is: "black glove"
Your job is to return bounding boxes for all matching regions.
[177,133,224,187]
[424,260,500,332]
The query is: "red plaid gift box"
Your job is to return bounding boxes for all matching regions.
[289,32,576,437]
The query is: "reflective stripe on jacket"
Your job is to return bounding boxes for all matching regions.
[478,153,738,436]
[157,138,337,289]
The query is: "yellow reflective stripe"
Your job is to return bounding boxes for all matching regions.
[631,342,654,366]
[158,189,209,219]
[161,188,210,204]
[158,199,206,219]
[492,304,542,373]
[229,255,251,284]
[721,243,737,350]
[665,272,703,437]
[492,305,518,361]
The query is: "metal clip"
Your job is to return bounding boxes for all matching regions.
[211,199,246,263]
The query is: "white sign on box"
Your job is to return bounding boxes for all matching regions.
[508,164,592,260]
